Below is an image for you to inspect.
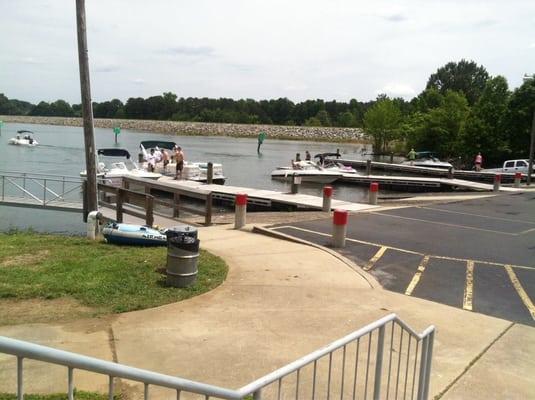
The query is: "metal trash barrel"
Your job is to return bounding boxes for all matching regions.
[166,225,199,287]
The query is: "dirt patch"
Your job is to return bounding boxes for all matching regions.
[0,250,50,268]
[0,297,97,326]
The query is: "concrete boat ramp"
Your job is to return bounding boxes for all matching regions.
[157,176,377,212]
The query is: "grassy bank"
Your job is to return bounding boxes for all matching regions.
[0,232,227,325]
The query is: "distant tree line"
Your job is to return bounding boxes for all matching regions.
[1,59,534,166]
[0,91,377,128]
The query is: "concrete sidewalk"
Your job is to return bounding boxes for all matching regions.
[1,225,534,399]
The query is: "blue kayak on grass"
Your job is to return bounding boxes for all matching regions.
[102,223,167,246]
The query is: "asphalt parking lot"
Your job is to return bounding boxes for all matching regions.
[269,192,535,326]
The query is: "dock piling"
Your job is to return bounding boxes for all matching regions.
[493,174,501,192]
[514,172,521,188]
[234,193,247,229]
[291,174,301,194]
[332,210,348,248]
[322,186,333,211]
[366,160,372,175]
[369,182,379,205]
[207,162,213,184]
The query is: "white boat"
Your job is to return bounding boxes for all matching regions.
[139,141,226,184]
[322,160,359,175]
[271,160,343,183]
[401,151,452,169]
[80,148,161,185]
[8,130,38,147]
[102,223,167,246]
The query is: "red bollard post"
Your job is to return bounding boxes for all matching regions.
[369,182,379,205]
[514,172,522,188]
[493,174,501,192]
[323,186,333,211]
[235,193,247,229]
[332,209,348,248]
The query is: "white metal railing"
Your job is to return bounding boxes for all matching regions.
[0,171,84,207]
[0,314,435,399]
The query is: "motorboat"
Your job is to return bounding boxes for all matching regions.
[322,159,359,175]
[401,151,453,169]
[80,148,161,185]
[271,160,343,183]
[8,130,38,146]
[102,223,167,246]
[139,140,226,184]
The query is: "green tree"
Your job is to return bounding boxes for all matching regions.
[459,76,510,165]
[504,77,535,158]
[408,91,469,158]
[337,111,357,127]
[426,59,489,105]
[315,109,331,126]
[363,97,402,153]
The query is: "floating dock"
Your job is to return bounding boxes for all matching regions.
[337,174,521,192]
[334,158,529,183]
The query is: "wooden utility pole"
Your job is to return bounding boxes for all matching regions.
[76,0,98,212]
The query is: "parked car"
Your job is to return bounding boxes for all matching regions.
[501,159,530,173]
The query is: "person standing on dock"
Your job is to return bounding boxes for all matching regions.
[174,146,185,180]
[474,152,483,171]
[407,148,417,165]
[305,150,311,161]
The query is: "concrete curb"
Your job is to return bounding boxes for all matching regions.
[252,225,379,289]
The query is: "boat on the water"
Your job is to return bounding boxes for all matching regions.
[8,130,38,146]
[401,151,453,169]
[102,223,167,246]
[139,140,226,184]
[80,148,161,185]
[271,160,343,183]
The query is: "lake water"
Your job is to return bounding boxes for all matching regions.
[0,122,377,233]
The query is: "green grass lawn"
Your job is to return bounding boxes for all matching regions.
[0,231,227,321]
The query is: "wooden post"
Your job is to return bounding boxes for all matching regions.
[205,192,213,226]
[207,162,213,184]
[116,189,123,223]
[76,0,98,213]
[145,195,154,226]
[173,192,180,218]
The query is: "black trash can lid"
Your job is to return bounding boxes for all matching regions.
[168,224,197,233]
[166,224,198,239]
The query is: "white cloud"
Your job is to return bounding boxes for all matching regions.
[377,84,416,98]
[1,0,534,103]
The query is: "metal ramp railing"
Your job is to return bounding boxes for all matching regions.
[0,170,84,211]
[0,313,435,399]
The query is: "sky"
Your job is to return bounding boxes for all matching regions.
[1,0,534,104]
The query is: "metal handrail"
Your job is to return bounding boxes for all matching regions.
[0,336,241,400]
[0,313,435,400]
[237,314,434,397]
[0,170,82,180]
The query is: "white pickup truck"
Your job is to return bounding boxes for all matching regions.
[497,159,530,173]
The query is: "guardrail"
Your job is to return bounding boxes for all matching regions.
[0,314,435,400]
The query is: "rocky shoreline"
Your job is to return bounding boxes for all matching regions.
[1,115,367,143]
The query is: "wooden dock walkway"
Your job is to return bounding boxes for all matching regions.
[0,195,83,212]
[156,177,379,212]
